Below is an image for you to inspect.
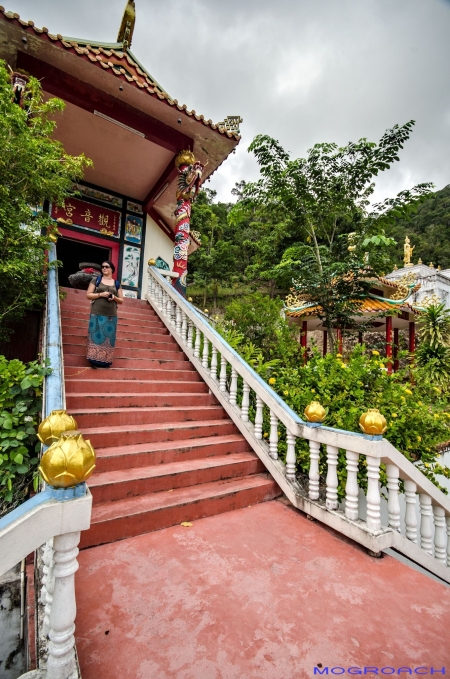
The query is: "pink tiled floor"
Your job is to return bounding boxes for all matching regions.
[76,500,450,679]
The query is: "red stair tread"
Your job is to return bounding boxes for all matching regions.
[94,434,248,459]
[81,418,236,436]
[89,452,260,487]
[90,474,277,522]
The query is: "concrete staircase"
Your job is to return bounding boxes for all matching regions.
[61,288,281,549]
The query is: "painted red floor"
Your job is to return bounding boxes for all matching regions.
[76,500,450,679]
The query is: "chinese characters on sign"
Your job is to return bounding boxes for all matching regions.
[51,198,121,238]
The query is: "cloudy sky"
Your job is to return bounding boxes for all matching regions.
[7,0,450,203]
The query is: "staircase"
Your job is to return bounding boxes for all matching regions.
[60,288,281,549]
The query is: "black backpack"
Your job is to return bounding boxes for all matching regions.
[95,276,120,293]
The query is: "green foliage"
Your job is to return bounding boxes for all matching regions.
[0,61,91,338]
[416,303,450,386]
[0,356,51,513]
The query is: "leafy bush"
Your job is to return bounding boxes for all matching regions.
[0,356,51,514]
[416,303,450,387]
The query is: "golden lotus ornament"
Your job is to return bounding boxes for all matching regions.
[359,408,387,436]
[38,410,78,446]
[175,150,196,168]
[304,401,327,423]
[148,258,156,266]
[39,433,96,488]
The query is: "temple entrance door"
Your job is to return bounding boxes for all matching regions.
[55,228,120,287]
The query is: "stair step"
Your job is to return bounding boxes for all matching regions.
[94,435,250,472]
[64,344,183,360]
[73,405,227,428]
[66,392,217,409]
[63,355,189,369]
[89,453,264,502]
[82,419,238,448]
[65,379,206,394]
[62,327,170,340]
[61,306,158,321]
[64,367,199,381]
[80,474,280,548]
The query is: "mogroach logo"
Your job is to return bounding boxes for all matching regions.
[314,668,446,675]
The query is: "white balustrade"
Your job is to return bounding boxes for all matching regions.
[230,368,238,406]
[254,396,263,439]
[386,463,401,532]
[285,430,296,481]
[325,445,339,511]
[433,506,447,565]
[345,450,359,521]
[210,346,218,380]
[146,267,450,582]
[366,456,381,532]
[41,540,55,638]
[404,480,418,543]
[241,380,250,422]
[269,411,279,460]
[308,440,320,500]
[202,337,209,369]
[219,355,227,392]
[419,494,433,555]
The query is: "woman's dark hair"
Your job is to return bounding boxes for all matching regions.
[102,260,115,274]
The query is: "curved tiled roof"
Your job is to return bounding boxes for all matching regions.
[0,7,240,141]
[286,298,419,318]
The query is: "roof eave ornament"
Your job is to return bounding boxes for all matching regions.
[117,0,136,50]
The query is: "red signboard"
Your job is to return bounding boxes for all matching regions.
[51,198,121,238]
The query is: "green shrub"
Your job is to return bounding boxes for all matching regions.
[0,356,51,514]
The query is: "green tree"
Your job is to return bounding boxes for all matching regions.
[0,62,91,338]
[416,303,450,387]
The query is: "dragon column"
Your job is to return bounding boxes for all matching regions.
[172,150,204,296]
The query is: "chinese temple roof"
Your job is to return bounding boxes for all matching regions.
[0,5,240,141]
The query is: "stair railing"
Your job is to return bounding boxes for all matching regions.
[0,243,92,679]
[148,265,450,584]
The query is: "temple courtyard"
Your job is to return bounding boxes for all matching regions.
[75,500,450,679]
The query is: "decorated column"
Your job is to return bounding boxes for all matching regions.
[172,150,204,296]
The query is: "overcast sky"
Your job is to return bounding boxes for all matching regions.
[7,0,450,203]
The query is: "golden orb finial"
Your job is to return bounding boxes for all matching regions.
[304,401,327,423]
[175,150,196,168]
[148,258,156,266]
[359,408,387,436]
[38,410,78,446]
[39,433,96,488]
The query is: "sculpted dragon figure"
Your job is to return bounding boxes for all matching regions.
[172,150,204,296]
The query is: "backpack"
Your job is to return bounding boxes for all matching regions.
[95,276,120,293]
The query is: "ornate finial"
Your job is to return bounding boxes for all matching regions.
[175,150,196,168]
[217,116,243,134]
[117,0,136,48]
[38,410,78,446]
[304,401,327,423]
[429,262,434,268]
[418,258,423,265]
[393,264,398,270]
[39,433,96,488]
[148,258,156,266]
[359,409,387,436]
[403,236,415,267]
[438,265,442,271]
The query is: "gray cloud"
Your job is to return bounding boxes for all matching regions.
[7,0,450,202]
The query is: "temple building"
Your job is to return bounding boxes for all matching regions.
[0,2,240,298]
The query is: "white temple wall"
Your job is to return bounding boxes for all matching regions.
[141,216,174,299]
[386,264,450,309]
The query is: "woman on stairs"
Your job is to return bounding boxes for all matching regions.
[86,261,124,369]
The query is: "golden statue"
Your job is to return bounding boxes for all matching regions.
[403,236,415,267]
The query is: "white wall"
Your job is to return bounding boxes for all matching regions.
[142,216,174,299]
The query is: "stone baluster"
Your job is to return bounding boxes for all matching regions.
[47,531,80,679]
[386,463,401,531]
[419,494,433,555]
[147,276,154,300]
[170,299,176,327]
[230,368,238,406]
[175,305,182,334]
[254,396,263,439]
[433,506,446,564]
[187,320,194,351]
[219,355,227,392]
[308,440,320,500]
[325,445,339,511]
[202,337,209,369]
[241,380,250,422]
[210,346,218,380]
[194,326,201,358]
[181,313,188,343]
[41,539,55,638]
[160,288,167,316]
[158,283,164,310]
[446,516,450,566]
[269,411,278,460]
[345,450,359,521]
[285,430,296,481]
[404,480,418,543]
[155,281,162,308]
[366,456,381,532]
